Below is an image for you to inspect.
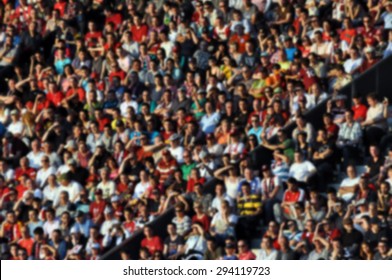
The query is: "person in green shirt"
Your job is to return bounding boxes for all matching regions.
[262,129,295,162]
[191,90,207,120]
[180,150,196,180]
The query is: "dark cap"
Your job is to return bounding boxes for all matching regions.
[287,177,298,184]
[116,120,124,126]
[75,210,84,217]
[370,217,381,225]
[95,189,103,195]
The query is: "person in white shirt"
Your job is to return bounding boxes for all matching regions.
[168,134,184,164]
[361,93,387,146]
[343,47,363,76]
[7,109,25,137]
[43,175,60,205]
[100,206,120,236]
[257,236,280,260]
[211,183,235,214]
[36,156,56,188]
[133,170,150,199]
[43,208,60,237]
[223,132,245,159]
[96,167,116,200]
[119,91,138,117]
[53,174,82,206]
[26,139,45,169]
[289,151,317,184]
[338,165,360,202]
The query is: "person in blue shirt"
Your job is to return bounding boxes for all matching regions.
[237,167,262,195]
[283,36,298,62]
[247,115,263,144]
[222,243,238,260]
[48,229,68,260]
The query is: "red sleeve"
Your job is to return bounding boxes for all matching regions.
[186,179,193,193]
[78,88,86,102]
[154,237,163,252]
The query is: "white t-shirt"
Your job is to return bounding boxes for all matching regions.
[7,121,24,135]
[120,100,138,116]
[27,151,45,169]
[289,161,317,183]
[339,176,360,202]
[43,219,60,237]
[36,167,56,188]
[211,195,234,213]
[43,185,60,203]
[54,181,83,205]
[169,146,185,164]
[97,181,116,199]
[133,181,150,199]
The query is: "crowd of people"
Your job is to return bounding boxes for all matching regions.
[0,0,392,260]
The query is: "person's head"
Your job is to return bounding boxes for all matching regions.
[294,151,303,163]
[366,93,378,107]
[167,223,177,236]
[378,240,389,255]
[261,236,272,250]
[287,177,299,191]
[174,204,185,217]
[346,165,357,179]
[369,145,379,157]
[343,218,354,232]
[241,182,251,195]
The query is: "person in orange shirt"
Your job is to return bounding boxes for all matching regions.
[340,18,357,45]
[0,211,23,242]
[229,25,250,54]
[215,119,231,145]
[17,226,34,257]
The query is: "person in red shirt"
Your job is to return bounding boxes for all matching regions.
[122,207,136,235]
[53,0,67,17]
[237,239,256,260]
[89,189,106,225]
[339,18,357,45]
[323,113,339,140]
[108,62,126,83]
[0,211,22,242]
[46,81,64,107]
[65,76,86,103]
[93,109,111,132]
[359,47,379,73]
[85,21,102,47]
[140,226,163,254]
[351,96,368,122]
[229,25,250,53]
[277,177,306,222]
[104,8,122,30]
[131,14,148,43]
[14,157,36,182]
[191,202,210,232]
[17,226,34,257]
[299,58,318,91]
[156,150,178,185]
[186,169,206,193]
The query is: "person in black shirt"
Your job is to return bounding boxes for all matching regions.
[163,223,184,259]
[312,129,337,190]
[341,218,363,259]
[66,158,89,186]
[366,145,385,179]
